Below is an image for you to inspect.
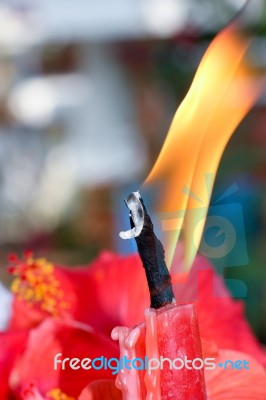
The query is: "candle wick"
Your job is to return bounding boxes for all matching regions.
[119,191,144,239]
[120,191,175,309]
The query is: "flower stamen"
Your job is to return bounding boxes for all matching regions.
[47,388,75,400]
[9,253,69,316]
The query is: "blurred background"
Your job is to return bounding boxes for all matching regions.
[0,0,266,342]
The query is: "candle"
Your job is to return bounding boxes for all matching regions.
[113,192,207,399]
[110,23,263,398]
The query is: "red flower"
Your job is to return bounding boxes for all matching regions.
[8,252,148,335]
[171,250,266,367]
[2,250,266,399]
[79,380,122,400]
[21,383,46,400]
[0,329,28,398]
[7,318,119,399]
[205,350,266,399]
[80,350,266,400]
[9,251,266,365]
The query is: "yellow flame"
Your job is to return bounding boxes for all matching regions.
[144,24,261,270]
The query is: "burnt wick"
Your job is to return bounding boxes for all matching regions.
[119,191,175,309]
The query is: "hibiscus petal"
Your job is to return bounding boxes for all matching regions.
[81,252,149,332]
[87,248,266,370]
[171,249,266,366]
[78,380,122,400]
[21,383,46,400]
[9,256,78,330]
[8,250,266,368]
[9,252,150,335]
[205,350,266,399]
[0,329,28,398]
[10,318,119,398]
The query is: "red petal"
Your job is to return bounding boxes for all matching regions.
[79,252,149,333]
[171,250,266,366]
[21,383,45,400]
[8,250,266,368]
[205,350,266,399]
[10,300,47,330]
[9,263,79,330]
[78,380,121,400]
[0,329,28,398]
[10,318,119,398]
[9,252,149,336]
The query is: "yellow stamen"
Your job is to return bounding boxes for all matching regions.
[10,254,70,317]
[47,388,75,400]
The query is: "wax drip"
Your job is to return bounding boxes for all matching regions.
[112,309,162,400]
[111,326,142,400]
[144,309,161,400]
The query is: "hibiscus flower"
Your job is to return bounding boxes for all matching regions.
[1,250,266,399]
[80,349,266,400]
[9,318,119,399]
[7,251,266,365]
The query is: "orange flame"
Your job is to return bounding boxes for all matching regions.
[144,24,261,270]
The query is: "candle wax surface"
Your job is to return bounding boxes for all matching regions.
[112,303,207,400]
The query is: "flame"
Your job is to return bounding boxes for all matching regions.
[144,24,261,270]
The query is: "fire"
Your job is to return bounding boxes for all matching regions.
[144,24,261,270]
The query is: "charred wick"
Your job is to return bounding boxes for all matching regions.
[126,193,175,309]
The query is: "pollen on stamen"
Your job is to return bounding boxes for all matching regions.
[46,388,75,400]
[9,253,70,317]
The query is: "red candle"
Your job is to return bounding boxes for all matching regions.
[112,304,206,399]
[115,193,207,399]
